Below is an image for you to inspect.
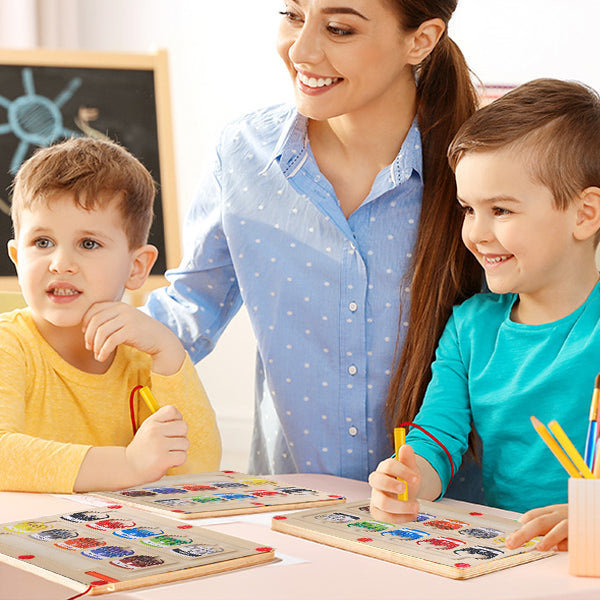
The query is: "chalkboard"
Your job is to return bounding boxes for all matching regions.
[0,49,179,296]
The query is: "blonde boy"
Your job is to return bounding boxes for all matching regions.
[0,137,221,493]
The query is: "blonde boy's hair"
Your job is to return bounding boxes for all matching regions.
[11,137,156,249]
[448,78,600,211]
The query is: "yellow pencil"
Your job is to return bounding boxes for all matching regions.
[394,427,408,501]
[548,420,594,479]
[530,416,581,478]
[139,386,160,413]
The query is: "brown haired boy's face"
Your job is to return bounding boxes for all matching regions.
[8,192,138,335]
[454,149,596,321]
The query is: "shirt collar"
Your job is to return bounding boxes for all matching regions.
[262,108,423,186]
[261,109,308,175]
[391,118,423,185]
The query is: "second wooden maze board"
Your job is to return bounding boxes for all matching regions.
[272,499,555,579]
[94,471,346,519]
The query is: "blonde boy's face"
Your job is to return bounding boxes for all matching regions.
[455,149,585,304]
[8,192,140,331]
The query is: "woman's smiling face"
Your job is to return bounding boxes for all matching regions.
[276,0,418,121]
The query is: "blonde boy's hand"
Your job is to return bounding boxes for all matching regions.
[125,405,190,483]
[505,504,568,551]
[74,405,190,492]
[368,444,421,523]
[83,301,185,376]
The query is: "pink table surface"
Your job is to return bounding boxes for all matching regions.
[0,473,598,600]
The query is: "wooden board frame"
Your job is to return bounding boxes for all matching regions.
[93,471,346,520]
[0,505,275,595]
[0,48,180,300]
[271,499,555,580]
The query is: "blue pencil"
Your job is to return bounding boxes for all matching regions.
[584,374,600,469]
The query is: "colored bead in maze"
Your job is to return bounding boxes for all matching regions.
[113,526,164,539]
[347,521,392,533]
[4,521,49,533]
[30,528,78,541]
[141,534,193,548]
[172,544,224,557]
[82,545,135,559]
[143,487,187,494]
[55,537,106,550]
[381,528,429,542]
[61,511,110,523]
[110,555,165,569]
[87,519,136,531]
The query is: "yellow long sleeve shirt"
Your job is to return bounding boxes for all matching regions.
[0,309,221,493]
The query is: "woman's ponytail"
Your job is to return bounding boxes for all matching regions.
[385,16,482,432]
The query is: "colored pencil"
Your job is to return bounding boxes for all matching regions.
[594,373,600,470]
[594,439,600,478]
[394,427,408,501]
[547,420,594,479]
[530,416,581,478]
[584,374,600,469]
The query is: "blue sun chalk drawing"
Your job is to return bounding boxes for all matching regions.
[0,67,82,174]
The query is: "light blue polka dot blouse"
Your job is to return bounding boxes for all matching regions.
[146,104,423,481]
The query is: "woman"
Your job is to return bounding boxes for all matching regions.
[146,0,482,482]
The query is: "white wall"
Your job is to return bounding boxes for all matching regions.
[452,0,600,91]
[0,0,37,47]
[2,0,599,471]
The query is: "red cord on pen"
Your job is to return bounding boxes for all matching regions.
[65,585,93,599]
[396,421,455,483]
[129,385,143,435]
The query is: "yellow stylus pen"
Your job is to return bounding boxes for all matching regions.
[394,427,408,501]
[139,386,159,413]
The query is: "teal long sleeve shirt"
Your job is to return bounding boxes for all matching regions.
[408,280,600,513]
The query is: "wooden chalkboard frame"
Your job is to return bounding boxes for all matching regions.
[0,48,180,300]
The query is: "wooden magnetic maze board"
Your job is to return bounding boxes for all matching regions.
[271,499,556,580]
[0,505,276,595]
[93,471,346,519]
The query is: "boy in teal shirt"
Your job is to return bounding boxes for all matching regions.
[369,78,600,551]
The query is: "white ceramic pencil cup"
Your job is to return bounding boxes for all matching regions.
[568,478,600,576]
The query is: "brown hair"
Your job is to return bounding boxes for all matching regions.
[448,78,600,211]
[11,137,156,249]
[385,1,483,433]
